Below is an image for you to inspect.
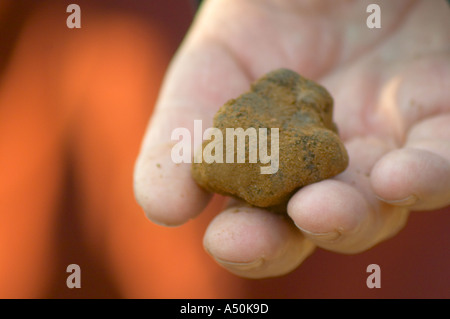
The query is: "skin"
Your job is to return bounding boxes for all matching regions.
[134,0,450,279]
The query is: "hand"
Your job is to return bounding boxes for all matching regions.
[134,0,450,278]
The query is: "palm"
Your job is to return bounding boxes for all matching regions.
[135,0,450,278]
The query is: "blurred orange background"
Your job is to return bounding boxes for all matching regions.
[0,0,448,299]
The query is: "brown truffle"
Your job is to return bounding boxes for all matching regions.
[191,68,348,212]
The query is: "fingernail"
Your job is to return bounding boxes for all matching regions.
[378,194,418,206]
[294,222,342,241]
[212,256,264,271]
[145,214,183,228]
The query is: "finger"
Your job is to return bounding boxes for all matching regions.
[133,143,212,226]
[133,9,251,225]
[371,114,450,211]
[203,204,315,279]
[288,137,410,253]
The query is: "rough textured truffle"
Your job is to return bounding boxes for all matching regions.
[191,68,348,212]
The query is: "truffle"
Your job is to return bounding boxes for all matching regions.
[191,68,348,212]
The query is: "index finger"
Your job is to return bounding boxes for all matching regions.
[133,17,251,226]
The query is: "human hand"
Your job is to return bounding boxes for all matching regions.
[134,0,450,278]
